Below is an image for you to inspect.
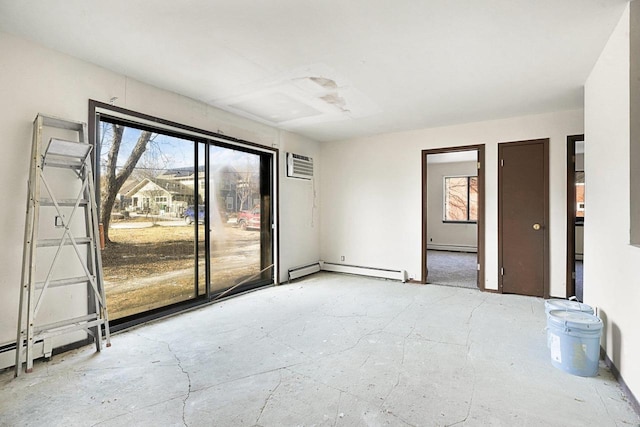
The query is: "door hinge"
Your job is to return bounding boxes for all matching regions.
[500,267,504,276]
[477,263,481,271]
[500,159,504,167]
[572,272,576,279]
[477,162,481,170]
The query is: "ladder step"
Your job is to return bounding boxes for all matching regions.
[45,138,92,161]
[41,116,85,132]
[40,199,90,207]
[36,276,91,289]
[37,237,93,247]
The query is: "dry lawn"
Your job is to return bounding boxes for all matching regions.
[102,221,261,319]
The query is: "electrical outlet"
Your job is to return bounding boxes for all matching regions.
[340,255,345,261]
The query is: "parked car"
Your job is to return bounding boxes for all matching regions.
[184,205,204,224]
[236,205,260,230]
[184,205,229,225]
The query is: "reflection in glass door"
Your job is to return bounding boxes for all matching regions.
[206,145,271,294]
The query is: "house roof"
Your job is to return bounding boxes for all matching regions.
[0,1,629,142]
[125,178,194,198]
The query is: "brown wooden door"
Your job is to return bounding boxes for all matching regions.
[498,139,549,297]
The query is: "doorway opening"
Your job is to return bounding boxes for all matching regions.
[566,135,585,301]
[421,145,485,289]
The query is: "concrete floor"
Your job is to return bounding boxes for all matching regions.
[1,272,639,426]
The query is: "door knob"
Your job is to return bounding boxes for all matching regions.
[533,223,541,230]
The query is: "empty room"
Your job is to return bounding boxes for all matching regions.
[1,1,640,425]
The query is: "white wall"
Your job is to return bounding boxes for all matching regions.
[320,109,583,293]
[0,31,321,346]
[278,133,321,277]
[427,161,477,251]
[585,2,640,403]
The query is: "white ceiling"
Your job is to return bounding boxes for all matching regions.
[0,0,629,142]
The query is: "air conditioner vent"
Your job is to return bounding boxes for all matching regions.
[287,153,313,180]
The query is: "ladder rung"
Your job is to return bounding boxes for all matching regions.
[43,160,85,169]
[36,276,91,289]
[40,199,90,207]
[37,237,92,247]
[33,314,97,332]
[34,317,105,341]
[35,320,106,341]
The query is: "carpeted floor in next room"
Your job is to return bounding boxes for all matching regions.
[427,250,478,289]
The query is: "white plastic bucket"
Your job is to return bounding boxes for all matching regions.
[544,299,594,316]
[545,300,594,349]
[547,310,603,377]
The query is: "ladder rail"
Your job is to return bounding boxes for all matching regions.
[83,142,111,347]
[24,115,46,374]
[15,118,43,375]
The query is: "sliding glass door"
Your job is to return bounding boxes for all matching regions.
[95,107,274,325]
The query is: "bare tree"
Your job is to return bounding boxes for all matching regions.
[236,157,260,211]
[100,123,155,244]
[445,177,470,221]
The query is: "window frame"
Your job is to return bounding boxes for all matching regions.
[89,99,279,331]
[442,174,478,224]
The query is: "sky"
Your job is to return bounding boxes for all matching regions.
[99,122,259,173]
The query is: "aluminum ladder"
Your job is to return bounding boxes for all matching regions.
[15,114,111,375]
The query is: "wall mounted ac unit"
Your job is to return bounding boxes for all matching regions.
[286,152,313,180]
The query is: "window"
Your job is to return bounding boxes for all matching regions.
[576,171,585,223]
[444,176,478,222]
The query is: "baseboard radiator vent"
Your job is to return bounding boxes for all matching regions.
[320,262,407,283]
[287,262,322,282]
[427,244,477,253]
[0,341,43,371]
[287,261,407,283]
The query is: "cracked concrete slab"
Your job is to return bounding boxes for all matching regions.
[1,272,639,426]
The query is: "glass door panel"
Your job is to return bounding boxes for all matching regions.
[208,146,264,293]
[99,121,197,320]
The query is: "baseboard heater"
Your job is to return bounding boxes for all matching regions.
[320,261,407,283]
[288,261,407,283]
[0,340,48,371]
[427,244,477,253]
[287,262,322,282]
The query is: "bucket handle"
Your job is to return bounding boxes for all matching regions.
[568,296,588,312]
